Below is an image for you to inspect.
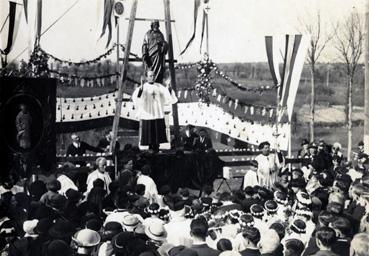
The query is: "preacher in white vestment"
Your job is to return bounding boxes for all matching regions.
[132,71,177,150]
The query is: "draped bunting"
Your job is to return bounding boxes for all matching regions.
[56,93,289,150]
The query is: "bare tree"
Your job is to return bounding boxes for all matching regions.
[299,11,335,142]
[334,10,364,160]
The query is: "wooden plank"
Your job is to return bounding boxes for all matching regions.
[163,0,180,146]
[110,0,138,153]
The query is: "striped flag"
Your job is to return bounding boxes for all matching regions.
[265,34,310,122]
[1,1,23,58]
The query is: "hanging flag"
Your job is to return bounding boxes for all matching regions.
[1,1,22,57]
[217,94,221,102]
[177,90,182,98]
[262,107,266,116]
[199,9,207,53]
[100,0,114,48]
[228,100,232,108]
[180,0,201,55]
[269,108,274,118]
[265,35,282,87]
[184,90,188,99]
[279,34,310,121]
[250,106,254,115]
[27,0,40,57]
[212,88,217,96]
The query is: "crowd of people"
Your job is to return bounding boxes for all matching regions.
[0,137,369,256]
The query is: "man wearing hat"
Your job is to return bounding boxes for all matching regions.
[348,153,368,181]
[298,139,310,158]
[255,141,284,189]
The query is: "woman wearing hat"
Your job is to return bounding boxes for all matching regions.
[255,141,284,189]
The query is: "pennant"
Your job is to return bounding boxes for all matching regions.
[177,90,182,98]
[265,35,282,86]
[228,100,232,108]
[269,108,274,118]
[234,99,239,110]
[244,106,249,114]
[100,0,114,48]
[184,90,188,99]
[217,94,221,102]
[262,107,266,116]
[23,0,28,22]
[222,96,227,104]
[250,106,254,115]
[212,88,217,96]
[180,0,201,55]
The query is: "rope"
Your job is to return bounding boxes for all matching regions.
[173,22,184,61]
[0,14,9,33]
[8,0,81,64]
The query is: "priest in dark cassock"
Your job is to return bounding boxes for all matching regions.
[132,70,177,151]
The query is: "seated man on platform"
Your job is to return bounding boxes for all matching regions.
[193,129,213,152]
[66,133,103,157]
[180,125,198,151]
[97,130,120,154]
[86,157,112,195]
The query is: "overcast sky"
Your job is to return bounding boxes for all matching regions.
[0,0,365,64]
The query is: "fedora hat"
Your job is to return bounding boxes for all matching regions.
[144,221,167,241]
[122,215,140,232]
[72,228,101,247]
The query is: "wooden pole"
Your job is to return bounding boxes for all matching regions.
[110,0,138,153]
[365,0,369,154]
[116,18,120,90]
[163,0,180,146]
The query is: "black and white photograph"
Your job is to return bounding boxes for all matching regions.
[0,0,369,255]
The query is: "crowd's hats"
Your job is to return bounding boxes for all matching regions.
[258,141,270,150]
[144,221,167,241]
[301,139,309,146]
[28,180,47,199]
[239,214,254,228]
[228,210,243,222]
[308,142,317,149]
[46,240,72,256]
[112,232,135,254]
[289,178,306,189]
[0,219,15,237]
[295,207,313,218]
[158,209,170,221]
[296,192,312,206]
[23,219,39,237]
[274,191,288,205]
[318,140,325,147]
[264,200,278,213]
[359,141,364,146]
[180,188,190,198]
[250,204,264,217]
[46,179,61,192]
[145,203,160,215]
[244,186,254,196]
[122,215,140,232]
[316,172,334,187]
[86,218,102,232]
[292,169,304,177]
[65,189,84,202]
[47,193,67,210]
[49,220,76,239]
[290,219,306,234]
[34,218,53,235]
[201,197,213,207]
[184,205,194,218]
[358,153,369,161]
[166,196,186,212]
[159,185,171,196]
[14,192,30,207]
[257,187,273,200]
[72,228,101,247]
[102,221,123,240]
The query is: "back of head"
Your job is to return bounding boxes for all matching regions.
[190,216,208,239]
[242,226,260,246]
[330,216,352,238]
[269,222,285,240]
[315,227,336,248]
[284,239,304,256]
[216,238,233,251]
[351,233,369,256]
